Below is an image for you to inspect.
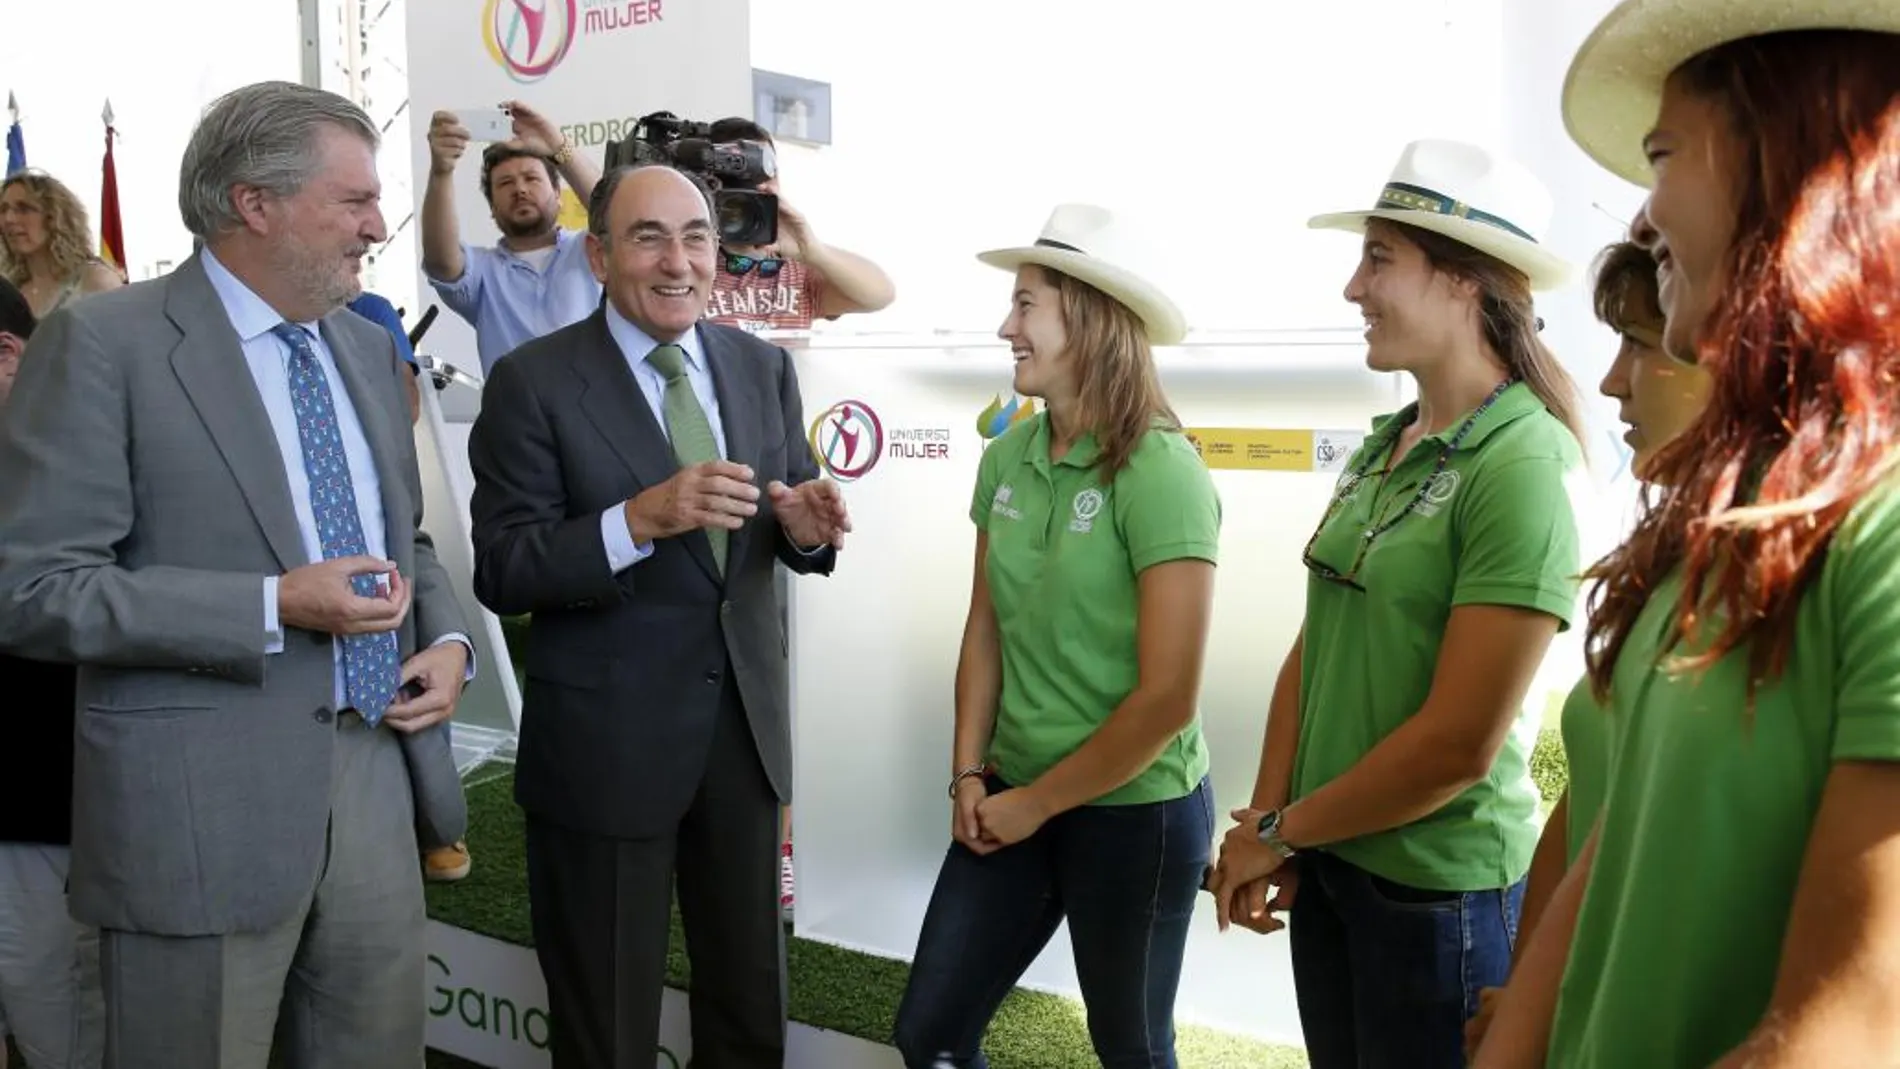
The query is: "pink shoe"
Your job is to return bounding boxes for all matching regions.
[779,839,795,922]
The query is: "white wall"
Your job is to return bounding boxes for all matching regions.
[749,0,1512,336]
[6,0,303,279]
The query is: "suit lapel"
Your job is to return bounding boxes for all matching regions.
[703,326,761,581]
[321,316,409,565]
[575,313,724,584]
[576,311,677,489]
[163,256,306,571]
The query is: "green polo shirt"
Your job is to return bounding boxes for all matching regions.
[1548,480,1900,1067]
[1292,382,1583,890]
[970,414,1219,807]
[1558,677,1612,863]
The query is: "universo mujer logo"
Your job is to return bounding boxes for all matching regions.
[429,954,683,1068]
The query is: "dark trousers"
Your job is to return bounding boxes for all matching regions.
[892,774,1214,1069]
[1289,850,1524,1069]
[524,682,785,1069]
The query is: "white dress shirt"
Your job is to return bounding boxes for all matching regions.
[200,249,472,704]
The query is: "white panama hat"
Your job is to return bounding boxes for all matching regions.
[977,203,1188,346]
[1308,138,1574,291]
[1563,0,1900,188]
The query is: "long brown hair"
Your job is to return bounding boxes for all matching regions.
[1042,265,1180,477]
[1585,30,1900,698]
[0,172,96,288]
[1390,221,1587,444]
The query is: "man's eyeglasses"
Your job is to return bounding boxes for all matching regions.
[724,252,783,278]
[1300,378,1516,592]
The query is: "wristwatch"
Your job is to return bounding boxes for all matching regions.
[550,137,575,167]
[1256,808,1298,859]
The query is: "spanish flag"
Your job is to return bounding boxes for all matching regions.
[99,101,125,273]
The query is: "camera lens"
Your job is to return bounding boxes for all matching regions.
[715,191,778,248]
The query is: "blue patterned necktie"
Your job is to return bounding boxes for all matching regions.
[270,322,402,724]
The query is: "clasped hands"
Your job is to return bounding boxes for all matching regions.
[625,460,851,552]
[951,777,1059,855]
[276,556,468,733]
[1206,806,1300,936]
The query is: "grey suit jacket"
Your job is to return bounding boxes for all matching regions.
[468,311,833,841]
[0,254,469,936]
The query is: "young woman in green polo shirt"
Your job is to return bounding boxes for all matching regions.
[891,204,1221,1069]
[1473,8,1900,1069]
[1464,231,1713,1059]
[1205,139,1587,1069]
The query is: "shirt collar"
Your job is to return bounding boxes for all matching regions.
[605,300,706,372]
[198,247,320,344]
[1023,412,1102,471]
[1365,380,1544,457]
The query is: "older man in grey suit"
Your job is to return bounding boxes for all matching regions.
[0,82,473,1069]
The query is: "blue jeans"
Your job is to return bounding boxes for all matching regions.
[892,775,1214,1069]
[1289,850,1523,1069]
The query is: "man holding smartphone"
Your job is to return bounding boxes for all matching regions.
[421,100,604,375]
[0,82,474,1069]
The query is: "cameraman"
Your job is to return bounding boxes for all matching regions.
[421,100,603,374]
[703,118,894,333]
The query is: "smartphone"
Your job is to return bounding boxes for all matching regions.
[454,107,514,143]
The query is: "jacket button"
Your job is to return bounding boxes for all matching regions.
[313,706,334,724]
[704,669,722,684]
[720,601,732,615]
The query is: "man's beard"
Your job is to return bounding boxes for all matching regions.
[269,231,362,315]
[497,203,555,239]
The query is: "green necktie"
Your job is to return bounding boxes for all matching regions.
[645,343,726,573]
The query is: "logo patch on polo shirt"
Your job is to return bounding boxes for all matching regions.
[992,483,1023,521]
[1070,488,1105,533]
[1417,469,1461,517]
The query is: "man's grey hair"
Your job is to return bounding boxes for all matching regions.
[586,163,717,240]
[178,81,379,240]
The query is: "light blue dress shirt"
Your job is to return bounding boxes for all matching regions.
[428,229,602,375]
[598,303,729,572]
[200,250,472,705]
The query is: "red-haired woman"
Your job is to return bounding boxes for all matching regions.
[1476,4,1900,1067]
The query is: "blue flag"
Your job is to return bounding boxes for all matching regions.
[4,122,23,176]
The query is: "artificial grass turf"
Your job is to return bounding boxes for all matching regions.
[440,617,1576,1067]
[425,769,1310,1069]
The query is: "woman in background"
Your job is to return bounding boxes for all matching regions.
[0,171,121,317]
[892,203,1220,1069]
[1463,229,1712,1059]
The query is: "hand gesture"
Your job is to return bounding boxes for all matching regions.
[383,642,470,734]
[1208,810,1296,933]
[502,99,564,159]
[971,788,1052,853]
[626,460,760,542]
[769,478,850,551]
[427,111,470,176]
[952,776,991,853]
[278,556,411,636]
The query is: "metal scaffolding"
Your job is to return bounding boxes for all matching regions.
[299,0,422,322]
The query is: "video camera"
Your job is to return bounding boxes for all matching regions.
[603,111,779,247]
